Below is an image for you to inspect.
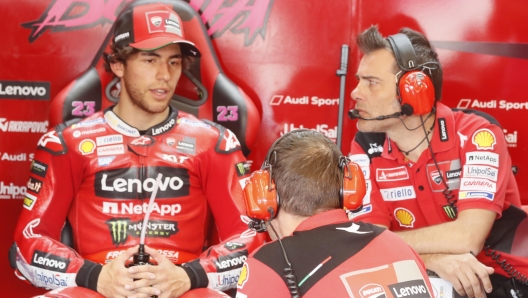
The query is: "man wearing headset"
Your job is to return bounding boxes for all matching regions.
[236,130,433,298]
[349,25,528,298]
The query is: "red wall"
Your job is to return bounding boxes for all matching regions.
[1,0,527,296]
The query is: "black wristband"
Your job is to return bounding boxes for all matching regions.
[181,260,209,289]
[75,259,103,291]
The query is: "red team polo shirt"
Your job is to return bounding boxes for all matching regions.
[349,103,521,231]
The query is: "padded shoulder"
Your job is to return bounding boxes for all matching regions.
[451,108,501,127]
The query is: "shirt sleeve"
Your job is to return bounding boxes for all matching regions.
[456,121,519,217]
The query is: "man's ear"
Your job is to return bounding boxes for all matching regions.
[110,61,125,78]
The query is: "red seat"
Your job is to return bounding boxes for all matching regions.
[48,0,260,156]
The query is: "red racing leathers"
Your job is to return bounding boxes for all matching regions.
[349,103,528,284]
[12,106,263,292]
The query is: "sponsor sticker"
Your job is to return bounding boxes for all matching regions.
[71,118,105,129]
[214,250,248,272]
[225,242,246,251]
[79,139,96,155]
[23,193,37,210]
[98,156,116,167]
[235,162,251,177]
[348,204,372,219]
[380,186,416,201]
[96,134,123,146]
[463,165,498,181]
[349,154,370,167]
[394,208,415,228]
[465,152,499,167]
[388,279,430,298]
[237,263,249,288]
[31,250,70,273]
[359,283,386,298]
[30,160,48,177]
[459,191,494,201]
[472,129,496,150]
[460,178,496,192]
[27,177,43,194]
[97,144,125,156]
[438,118,448,142]
[376,166,409,182]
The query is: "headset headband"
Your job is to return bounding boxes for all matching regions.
[387,33,419,71]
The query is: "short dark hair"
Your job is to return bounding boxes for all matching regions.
[270,130,342,217]
[103,43,194,74]
[357,25,443,101]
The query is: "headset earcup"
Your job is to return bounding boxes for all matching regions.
[243,170,278,220]
[398,71,435,115]
[341,161,366,212]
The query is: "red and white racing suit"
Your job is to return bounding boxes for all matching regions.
[12,106,263,292]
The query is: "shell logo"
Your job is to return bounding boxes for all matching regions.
[472,129,496,150]
[394,208,415,228]
[79,139,96,155]
[237,262,249,288]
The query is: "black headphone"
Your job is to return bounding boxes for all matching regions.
[242,129,366,221]
[387,33,436,116]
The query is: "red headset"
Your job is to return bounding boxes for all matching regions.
[387,33,436,116]
[243,129,366,221]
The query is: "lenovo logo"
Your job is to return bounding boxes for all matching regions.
[94,167,189,199]
[31,250,70,273]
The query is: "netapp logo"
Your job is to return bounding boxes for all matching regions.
[102,202,182,216]
[389,280,430,298]
[31,250,70,273]
[214,250,248,272]
[151,119,175,135]
[94,167,190,199]
[0,81,50,100]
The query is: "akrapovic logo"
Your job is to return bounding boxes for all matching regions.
[31,250,70,273]
[388,280,430,298]
[94,167,189,199]
[214,250,248,272]
[0,81,50,100]
[151,118,175,135]
[106,218,179,246]
[0,118,48,133]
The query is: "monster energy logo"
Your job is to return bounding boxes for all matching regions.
[106,218,179,246]
[106,219,131,246]
[443,205,457,219]
[235,162,250,177]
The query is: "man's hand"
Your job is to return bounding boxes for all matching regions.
[125,245,192,298]
[423,253,494,298]
[97,245,142,298]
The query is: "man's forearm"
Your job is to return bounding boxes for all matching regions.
[395,209,495,255]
